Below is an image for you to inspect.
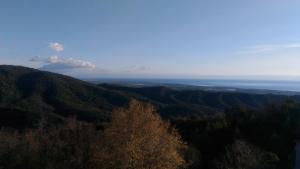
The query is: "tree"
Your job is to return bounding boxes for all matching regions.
[0,118,100,169]
[96,100,187,169]
[215,140,279,169]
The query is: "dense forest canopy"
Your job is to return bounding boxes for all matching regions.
[0,66,299,169]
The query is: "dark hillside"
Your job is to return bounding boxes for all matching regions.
[99,84,295,117]
[0,65,299,168]
[1,65,299,128]
[0,65,129,126]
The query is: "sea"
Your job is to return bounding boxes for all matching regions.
[91,78,300,93]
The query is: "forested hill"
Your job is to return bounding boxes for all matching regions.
[0,65,300,128]
[0,65,129,128]
[98,84,300,117]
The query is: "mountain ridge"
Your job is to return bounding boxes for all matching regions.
[0,65,129,127]
[0,65,299,128]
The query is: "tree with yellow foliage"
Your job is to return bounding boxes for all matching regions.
[96,100,186,169]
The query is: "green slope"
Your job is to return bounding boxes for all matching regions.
[99,84,296,117]
[1,65,298,128]
[0,65,129,126]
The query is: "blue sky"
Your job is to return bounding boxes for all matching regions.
[1,0,300,79]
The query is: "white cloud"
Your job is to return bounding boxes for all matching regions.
[122,65,151,73]
[29,56,154,77]
[47,55,60,63]
[46,56,96,69]
[29,56,42,62]
[240,43,300,54]
[30,55,96,70]
[49,42,64,52]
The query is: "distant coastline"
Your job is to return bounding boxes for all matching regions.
[87,78,300,95]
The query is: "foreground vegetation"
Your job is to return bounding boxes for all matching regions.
[174,99,300,169]
[0,100,186,169]
[1,100,299,169]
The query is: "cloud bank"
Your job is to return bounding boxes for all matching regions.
[49,42,64,52]
[46,56,96,69]
[122,65,151,73]
[30,56,96,71]
[29,56,42,62]
[240,43,300,54]
[28,41,151,77]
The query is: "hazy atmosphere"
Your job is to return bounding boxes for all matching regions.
[1,0,300,79]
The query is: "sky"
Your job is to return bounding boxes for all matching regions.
[1,0,300,79]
